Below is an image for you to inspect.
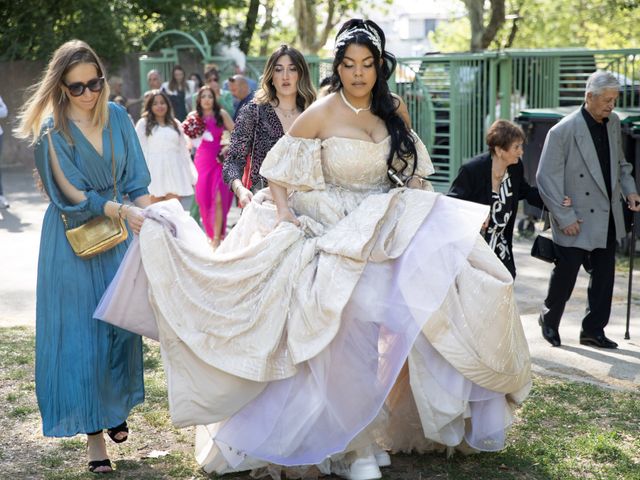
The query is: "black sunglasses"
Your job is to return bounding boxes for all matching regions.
[63,77,105,97]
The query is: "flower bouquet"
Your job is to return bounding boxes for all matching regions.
[181,113,205,139]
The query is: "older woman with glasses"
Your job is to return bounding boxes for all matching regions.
[15,40,151,474]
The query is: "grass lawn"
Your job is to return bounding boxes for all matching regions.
[0,326,638,479]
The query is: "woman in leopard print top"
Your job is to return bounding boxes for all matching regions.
[223,45,316,207]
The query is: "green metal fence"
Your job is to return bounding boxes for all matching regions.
[404,48,640,191]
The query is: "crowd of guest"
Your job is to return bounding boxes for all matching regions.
[8,23,637,479]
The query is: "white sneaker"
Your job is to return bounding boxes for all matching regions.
[342,454,382,480]
[0,195,9,209]
[374,450,391,467]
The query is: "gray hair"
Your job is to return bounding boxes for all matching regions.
[146,69,160,81]
[585,71,620,99]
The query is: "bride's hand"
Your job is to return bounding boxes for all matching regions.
[236,186,253,208]
[276,208,300,227]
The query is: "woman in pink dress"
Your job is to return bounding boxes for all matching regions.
[184,86,234,247]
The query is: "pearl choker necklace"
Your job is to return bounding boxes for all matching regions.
[339,89,371,115]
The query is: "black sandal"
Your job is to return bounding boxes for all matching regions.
[106,421,128,444]
[88,459,112,474]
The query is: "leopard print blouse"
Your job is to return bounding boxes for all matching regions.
[222,101,284,189]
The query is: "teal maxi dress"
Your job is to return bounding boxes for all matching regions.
[34,103,151,437]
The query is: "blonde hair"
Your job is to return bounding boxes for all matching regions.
[254,45,316,111]
[15,39,110,144]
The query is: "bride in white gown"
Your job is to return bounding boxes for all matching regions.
[97,19,531,480]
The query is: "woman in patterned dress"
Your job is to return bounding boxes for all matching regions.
[223,45,316,207]
[449,120,548,278]
[15,40,151,474]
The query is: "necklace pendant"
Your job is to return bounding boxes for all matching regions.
[339,89,371,115]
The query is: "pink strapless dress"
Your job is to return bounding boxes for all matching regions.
[194,116,233,240]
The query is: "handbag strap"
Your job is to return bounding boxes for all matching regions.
[244,104,259,188]
[51,121,118,230]
[108,125,117,201]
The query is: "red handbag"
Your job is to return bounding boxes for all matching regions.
[242,155,252,190]
[241,104,259,191]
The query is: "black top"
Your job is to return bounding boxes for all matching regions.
[168,89,187,122]
[581,105,612,199]
[448,152,543,278]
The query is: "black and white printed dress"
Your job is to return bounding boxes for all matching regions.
[448,152,543,278]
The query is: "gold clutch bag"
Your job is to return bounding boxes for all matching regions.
[63,214,128,259]
[48,126,129,260]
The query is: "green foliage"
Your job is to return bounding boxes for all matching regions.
[504,0,640,50]
[0,0,247,66]
[431,0,640,52]
[429,13,471,53]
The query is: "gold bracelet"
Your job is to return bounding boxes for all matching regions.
[117,203,127,219]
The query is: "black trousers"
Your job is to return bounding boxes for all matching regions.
[541,216,616,336]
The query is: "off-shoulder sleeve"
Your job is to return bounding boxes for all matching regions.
[34,121,102,220]
[112,103,151,201]
[411,132,435,178]
[259,135,325,191]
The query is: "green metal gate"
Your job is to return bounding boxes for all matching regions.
[406,48,640,191]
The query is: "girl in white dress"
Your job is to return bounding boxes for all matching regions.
[135,90,195,203]
[98,19,531,480]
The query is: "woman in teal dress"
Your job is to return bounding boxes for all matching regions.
[15,40,151,474]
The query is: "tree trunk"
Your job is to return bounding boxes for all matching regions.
[239,0,260,54]
[463,0,506,52]
[294,0,341,55]
[481,0,506,49]
[504,2,524,49]
[463,0,484,52]
[316,0,340,53]
[294,0,315,54]
[259,0,276,56]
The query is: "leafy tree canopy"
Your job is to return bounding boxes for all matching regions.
[431,0,640,53]
[0,0,245,66]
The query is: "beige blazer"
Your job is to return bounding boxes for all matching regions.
[536,109,636,250]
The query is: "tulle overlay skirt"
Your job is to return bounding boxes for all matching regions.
[96,187,531,475]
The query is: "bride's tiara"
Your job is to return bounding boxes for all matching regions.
[334,25,382,56]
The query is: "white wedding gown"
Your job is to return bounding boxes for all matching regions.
[96,133,531,476]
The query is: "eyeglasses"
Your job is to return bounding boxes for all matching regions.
[63,77,105,97]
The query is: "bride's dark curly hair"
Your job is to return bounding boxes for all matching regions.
[329,19,417,182]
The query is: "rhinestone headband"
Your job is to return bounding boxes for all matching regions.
[334,25,382,56]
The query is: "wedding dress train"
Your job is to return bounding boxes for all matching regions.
[96,133,531,476]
